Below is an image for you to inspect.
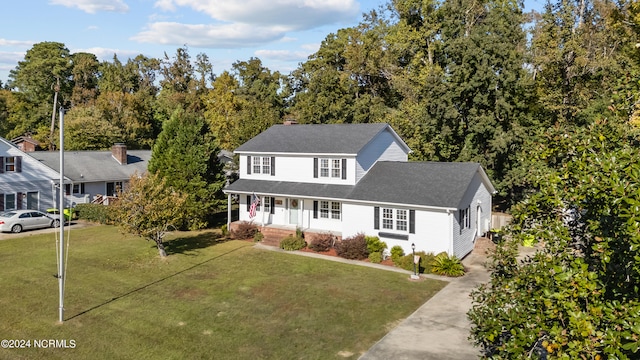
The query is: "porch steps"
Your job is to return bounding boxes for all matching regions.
[258,226,297,247]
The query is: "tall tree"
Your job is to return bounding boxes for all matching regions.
[70,52,100,107]
[202,71,242,150]
[148,109,225,229]
[7,42,72,143]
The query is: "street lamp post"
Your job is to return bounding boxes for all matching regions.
[411,243,419,280]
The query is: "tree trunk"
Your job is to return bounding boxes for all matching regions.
[156,240,167,257]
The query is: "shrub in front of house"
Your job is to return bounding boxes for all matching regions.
[393,251,429,274]
[279,235,306,251]
[308,233,336,252]
[253,231,264,242]
[335,233,368,260]
[365,236,387,255]
[390,245,405,263]
[430,253,465,277]
[368,251,383,264]
[76,203,114,224]
[230,221,258,239]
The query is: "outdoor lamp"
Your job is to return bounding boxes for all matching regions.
[411,243,419,279]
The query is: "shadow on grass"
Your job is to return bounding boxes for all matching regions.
[66,242,251,322]
[164,231,228,256]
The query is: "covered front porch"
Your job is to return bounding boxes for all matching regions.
[228,221,343,247]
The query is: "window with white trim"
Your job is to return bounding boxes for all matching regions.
[262,157,271,174]
[263,196,270,212]
[320,159,329,177]
[381,208,408,232]
[459,206,471,231]
[396,209,407,231]
[5,157,16,172]
[253,156,261,174]
[331,159,341,178]
[331,201,341,219]
[319,201,341,220]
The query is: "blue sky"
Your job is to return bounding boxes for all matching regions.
[0,0,546,85]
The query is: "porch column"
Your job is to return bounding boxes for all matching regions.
[260,195,265,227]
[227,193,232,228]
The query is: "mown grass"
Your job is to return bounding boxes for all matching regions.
[0,225,447,359]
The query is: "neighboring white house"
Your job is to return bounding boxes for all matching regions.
[0,137,150,211]
[223,123,495,259]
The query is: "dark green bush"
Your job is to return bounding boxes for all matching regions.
[230,221,258,239]
[365,236,387,254]
[335,233,368,260]
[253,231,264,242]
[76,203,114,224]
[279,235,306,251]
[431,253,465,277]
[308,233,336,252]
[368,252,383,263]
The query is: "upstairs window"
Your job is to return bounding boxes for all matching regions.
[314,158,346,179]
[247,155,275,175]
[1,156,21,173]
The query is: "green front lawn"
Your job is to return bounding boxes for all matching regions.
[0,225,446,359]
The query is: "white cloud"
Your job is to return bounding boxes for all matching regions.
[0,39,34,47]
[254,49,310,62]
[131,22,288,48]
[0,51,26,64]
[301,43,320,52]
[49,0,129,14]
[153,0,359,30]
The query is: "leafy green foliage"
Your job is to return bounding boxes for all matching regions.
[469,120,640,358]
[75,203,113,224]
[279,235,306,251]
[253,231,264,243]
[390,245,405,263]
[111,172,188,257]
[148,108,225,229]
[368,252,383,264]
[393,251,429,274]
[430,253,465,277]
[365,235,387,254]
[335,233,369,260]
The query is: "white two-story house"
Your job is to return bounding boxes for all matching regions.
[223,123,495,259]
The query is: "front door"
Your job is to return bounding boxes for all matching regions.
[289,199,299,225]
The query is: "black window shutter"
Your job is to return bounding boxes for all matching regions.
[313,158,318,178]
[0,157,4,173]
[16,157,22,173]
[270,197,275,214]
[0,194,4,211]
[341,158,346,179]
[313,201,318,219]
[409,210,415,234]
[374,206,379,230]
[16,193,22,209]
[246,195,251,211]
[271,157,275,176]
[247,156,251,174]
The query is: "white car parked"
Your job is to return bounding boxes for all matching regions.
[0,210,61,233]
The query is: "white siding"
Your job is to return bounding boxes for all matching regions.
[342,203,451,256]
[355,129,409,182]
[452,172,493,259]
[240,154,358,185]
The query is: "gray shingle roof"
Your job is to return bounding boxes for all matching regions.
[225,161,492,209]
[235,123,398,154]
[29,150,151,182]
[346,161,485,208]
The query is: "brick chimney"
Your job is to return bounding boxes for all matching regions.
[112,143,127,165]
